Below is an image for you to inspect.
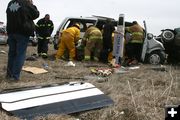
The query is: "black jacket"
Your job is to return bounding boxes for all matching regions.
[36,18,54,38]
[102,22,115,50]
[6,0,39,36]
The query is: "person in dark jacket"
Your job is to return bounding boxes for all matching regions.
[36,14,54,58]
[6,0,39,81]
[100,19,115,63]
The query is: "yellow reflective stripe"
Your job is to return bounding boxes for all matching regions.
[84,56,90,60]
[48,24,52,27]
[38,36,51,39]
[37,24,53,27]
[41,53,47,56]
[89,36,102,40]
[132,32,143,36]
[39,24,45,27]
[37,36,44,39]
[46,37,51,39]
[89,30,100,34]
[130,40,143,43]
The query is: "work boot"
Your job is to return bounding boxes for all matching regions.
[41,53,48,59]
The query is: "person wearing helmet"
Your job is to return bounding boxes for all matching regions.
[55,23,80,63]
[36,14,54,58]
[125,21,144,65]
[82,25,103,61]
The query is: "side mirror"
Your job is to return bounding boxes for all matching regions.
[147,33,153,40]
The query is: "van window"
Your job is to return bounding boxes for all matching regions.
[63,19,96,38]
[63,20,71,30]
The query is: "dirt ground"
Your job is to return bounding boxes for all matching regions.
[0,44,180,120]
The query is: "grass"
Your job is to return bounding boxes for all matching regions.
[0,45,180,120]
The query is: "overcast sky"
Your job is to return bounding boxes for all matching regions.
[0,0,180,35]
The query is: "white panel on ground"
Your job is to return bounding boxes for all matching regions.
[0,82,113,120]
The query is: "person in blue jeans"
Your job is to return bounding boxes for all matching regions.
[6,0,39,81]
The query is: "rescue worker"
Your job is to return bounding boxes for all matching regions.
[100,19,115,63]
[55,23,80,65]
[83,25,103,61]
[36,14,54,58]
[125,21,144,65]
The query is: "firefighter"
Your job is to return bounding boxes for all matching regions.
[36,14,54,58]
[125,21,144,65]
[55,23,80,64]
[82,25,103,61]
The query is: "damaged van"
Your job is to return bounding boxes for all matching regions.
[53,16,119,50]
[52,16,133,60]
[53,16,165,64]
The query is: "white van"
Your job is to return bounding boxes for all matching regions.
[52,16,127,50]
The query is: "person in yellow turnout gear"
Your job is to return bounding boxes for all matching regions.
[55,23,80,62]
[82,25,103,61]
[125,21,144,65]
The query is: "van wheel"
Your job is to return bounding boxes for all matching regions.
[162,30,175,43]
[147,51,166,65]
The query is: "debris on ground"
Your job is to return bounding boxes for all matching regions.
[149,65,167,71]
[26,54,38,61]
[91,68,113,77]
[113,66,129,74]
[127,66,140,70]
[22,66,48,74]
[42,63,49,69]
[84,64,108,68]
[65,61,75,67]
[26,56,37,61]
[83,75,108,82]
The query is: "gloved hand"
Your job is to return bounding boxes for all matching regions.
[76,39,82,48]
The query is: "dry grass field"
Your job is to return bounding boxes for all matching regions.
[0,44,180,120]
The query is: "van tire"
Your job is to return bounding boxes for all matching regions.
[147,50,166,65]
[162,30,175,43]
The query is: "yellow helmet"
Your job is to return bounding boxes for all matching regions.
[74,23,80,29]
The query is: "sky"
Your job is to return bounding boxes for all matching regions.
[0,0,180,35]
